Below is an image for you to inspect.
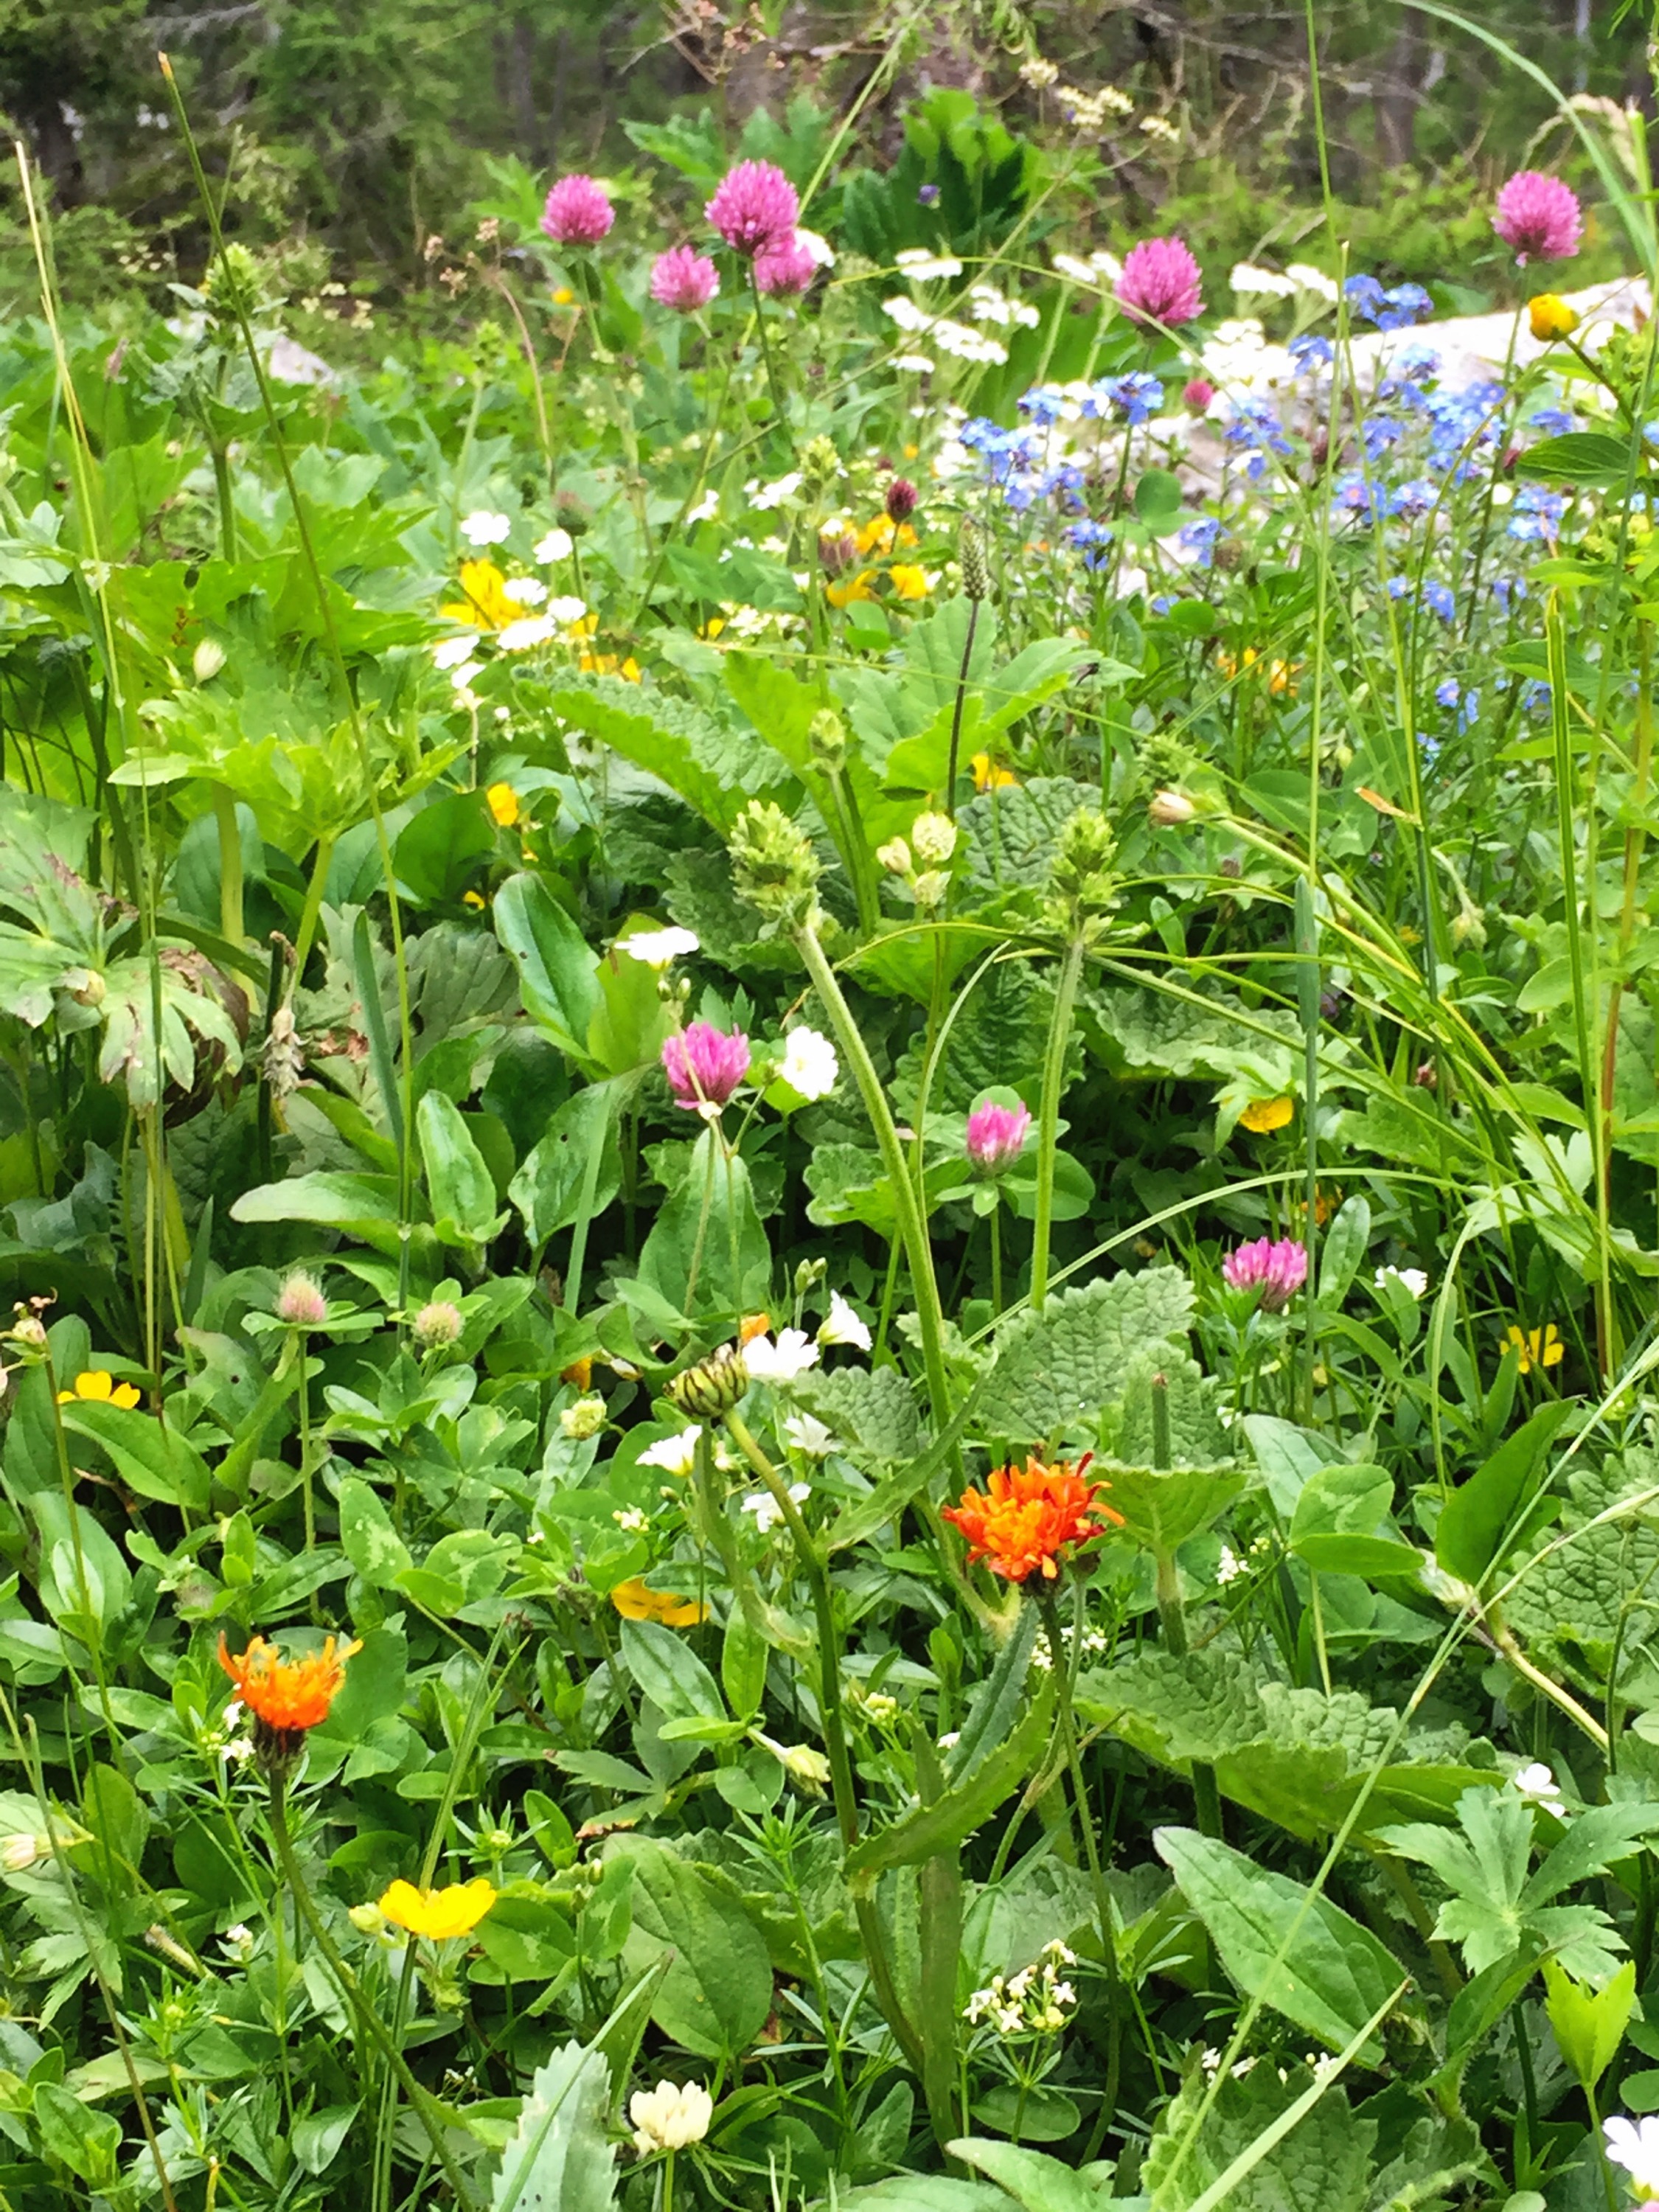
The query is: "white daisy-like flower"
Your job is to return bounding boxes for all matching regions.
[547,595,588,626]
[1606,2115,1659,2198]
[782,1411,835,1458]
[433,632,480,669]
[751,472,803,512]
[742,1481,810,1533]
[818,1290,871,1352]
[894,248,964,281]
[778,1026,838,1101]
[638,1427,702,1477]
[620,927,700,970]
[534,526,574,564]
[460,509,512,546]
[501,576,549,605]
[498,615,557,652]
[742,1329,820,1382]
[1512,1760,1566,1811]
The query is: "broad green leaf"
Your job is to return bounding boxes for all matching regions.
[494,873,600,1061]
[611,1837,772,2059]
[1316,1197,1371,1305]
[1515,430,1638,487]
[636,1128,770,1317]
[1435,1402,1573,1588]
[394,790,495,907]
[838,2184,1007,2212]
[490,2039,616,2212]
[619,1616,725,1727]
[947,2138,1111,2212]
[1543,1958,1634,2093]
[549,677,790,831]
[1289,1464,1422,1582]
[509,1082,624,1250]
[1155,1826,1405,2059]
[336,1477,412,1582]
[846,1674,1054,1886]
[992,1269,1194,1442]
[793,1365,922,1466]
[417,1090,507,1250]
[1144,2062,1377,2212]
[1100,1461,1246,1557]
[57,1401,212,1512]
[1241,1415,1340,1517]
[231,1172,401,1231]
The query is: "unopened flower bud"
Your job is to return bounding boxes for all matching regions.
[412,1299,463,1349]
[68,969,106,1008]
[959,514,990,602]
[0,1834,44,1872]
[276,1272,327,1329]
[877,838,912,876]
[912,869,949,908]
[910,811,958,866]
[801,434,843,490]
[349,1902,388,1935]
[667,1342,750,1421]
[793,1256,827,1295]
[8,1313,47,1352]
[779,1743,830,1791]
[808,709,848,770]
[1148,788,1196,826]
[728,801,822,928]
[886,476,919,523]
[818,529,858,577]
[560,1393,607,1440]
[192,638,227,683]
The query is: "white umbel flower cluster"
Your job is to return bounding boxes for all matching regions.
[964,1941,1079,2035]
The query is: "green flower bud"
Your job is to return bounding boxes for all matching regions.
[667,1341,750,1421]
[728,801,822,929]
[1044,806,1119,931]
[808,709,847,771]
[910,810,958,867]
[801,434,843,490]
[959,515,991,602]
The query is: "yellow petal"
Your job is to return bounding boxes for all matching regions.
[610,1578,657,1620]
[111,1383,142,1410]
[1239,1096,1294,1134]
[77,1371,114,1401]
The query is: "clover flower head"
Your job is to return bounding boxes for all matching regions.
[755,233,818,296]
[1116,237,1203,325]
[966,1099,1032,1176]
[706,161,799,256]
[1221,1236,1308,1312]
[650,246,720,311]
[631,2079,714,2155]
[1495,171,1582,265]
[662,1022,751,1114]
[540,174,614,246]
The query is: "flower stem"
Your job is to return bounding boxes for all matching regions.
[944,600,981,822]
[1029,935,1086,1313]
[266,1777,481,2211]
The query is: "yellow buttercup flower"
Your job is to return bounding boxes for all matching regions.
[58,1370,141,1411]
[855,515,917,557]
[1528,293,1578,343]
[486,782,520,827]
[888,563,931,602]
[552,286,575,307]
[1503,1323,1564,1375]
[971,752,1018,792]
[1239,1096,1294,1134]
[378,1878,498,1941]
[827,570,877,608]
[462,889,487,911]
[1217,645,1298,695]
[610,1578,708,1628]
[441,559,519,632]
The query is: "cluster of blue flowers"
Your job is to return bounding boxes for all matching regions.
[1343,274,1434,332]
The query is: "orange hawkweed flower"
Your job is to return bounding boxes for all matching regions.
[943,1457,1120,1583]
[218,1633,360,1767]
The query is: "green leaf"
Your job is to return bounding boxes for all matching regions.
[490,2039,616,2212]
[619,1617,725,1727]
[57,1401,212,1512]
[1515,431,1639,487]
[336,1478,412,1582]
[509,1083,624,1250]
[1099,1461,1246,1556]
[945,1604,1040,1790]
[417,1089,507,1250]
[494,874,600,1061]
[1316,1197,1371,1306]
[637,1128,771,1317]
[946,2139,1110,2212]
[549,676,790,831]
[846,1674,1054,1886]
[394,791,495,907]
[230,1172,401,1231]
[1544,1958,1635,2094]
[1144,2063,1377,2212]
[992,1269,1194,1443]
[793,1365,922,1464]
[1155,1826,1405,2059]
[1435,1402,1573,1589]
[611,1837,773,2060]
[1289,1464,1423,1582]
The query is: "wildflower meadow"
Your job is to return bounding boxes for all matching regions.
[9,7,1659,2209]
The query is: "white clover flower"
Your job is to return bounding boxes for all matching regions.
[534,526,574,564]
[742,1481,811,1534]
[751,472,803,512]
[895,248,964,280]
[1375,1265,1430,1299]
[560,1394,607,1440]
[433,632,480,669]
[548,596,588,626]
[819,1290,871,1352]
[498,614,557,653]
[796,228,836,269]
[460,509,512,546]
[1606,2116,1659,2199]
[742,1329,819,1382]
[630,2079,713,2154]
[639,1427,702,1477]
[501,575,549,605]
[778,1026,838,1101]
[621,928,700,970]
[782,1412,835,1458]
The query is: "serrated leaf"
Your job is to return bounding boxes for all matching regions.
[610,1837,772,2059]
[992,1269,1194,1442]
[1144,2065,1376,2212]
[490,2039,616,2212]
[956,777,1103,903]
[1099,1461,1247,1555]
[792,1365,922,1464]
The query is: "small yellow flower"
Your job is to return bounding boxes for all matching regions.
[486,782,521,827]
[971,752,1018,791]
[58,1370,141,1411]
[827,569,877,608]
[552,286,575,307]
[1239,1096,1294,1134]
[610,1578,708,1628]
[462,889,487,911]
[441,559,520,633]
[1503,1324,1564,1375]
[855,515,917,557]
[888,563,931,602]
[378,1878,498,1941]
[1528,293,1578,343]
[699,616,727,641]
[560,1356,594,1388]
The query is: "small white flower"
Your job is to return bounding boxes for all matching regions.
[938,1730,961,1751]
[818,1290,871,1352]
[1512,1760,1565,1810]
[1606,2115,1659,2198]
[782,1411,835,1458]
[895,248,964,281]
[686,490,720,524]
[620,927,700,970]
[1215,1544,1245,1586]
[535,527,574,564]
[796,227,836,270]
[892,352,936,374]
[777,1026,838,1101]
[221,1922,255,1961]
[433,632,479,669]
[449,661,484,695]
[548,596,588,626]
[931,319,1008,365]
[1374,1265,1430,1299]
[742,1328,819,1382]
[630,2079,713,2155]
[639,1427,702,1477]
[742,1481,811,1533]
[613,1506,650,1534]
[498,614,557,652]
[1231,262,1298,299]
[501,576,549,605]
[882,294,933,333]
[1284,262,1340,302]
[751,471,803,512]
[223,1736,255,1764]
[460,509,512,546]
